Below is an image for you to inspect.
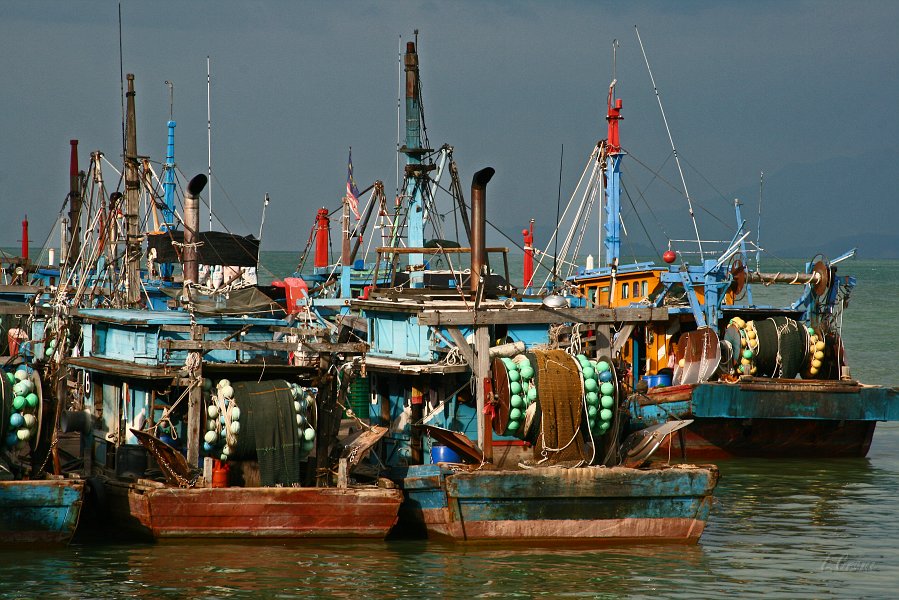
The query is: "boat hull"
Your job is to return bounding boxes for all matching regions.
[0,479,84,545]
[632,381,897,459]
[399,464,718,544]
[100,480,403,541]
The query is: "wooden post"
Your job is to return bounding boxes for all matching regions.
[475,326,492,462]
[186,321,203,468]
[410,384,423,464]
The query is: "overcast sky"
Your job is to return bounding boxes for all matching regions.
[2,1,897,258]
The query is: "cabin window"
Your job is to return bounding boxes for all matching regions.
[641,281,648,297]
[621,283,629,299]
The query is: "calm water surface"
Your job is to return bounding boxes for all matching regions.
[2,257,897,598]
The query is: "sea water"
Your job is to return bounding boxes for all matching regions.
[2,255,897,598]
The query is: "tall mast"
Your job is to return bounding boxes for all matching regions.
[207,56,213,232]
[67,139,82,270]
[403,36,425,287]
[604,81,623,267]
[124,73,141,306]
[161,119,177,278]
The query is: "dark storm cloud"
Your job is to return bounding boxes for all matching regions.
[1,1,897,258]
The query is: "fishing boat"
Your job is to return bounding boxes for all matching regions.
[1,365,84,545]
[32,71,404,542]
[545,45,899,459]
[62,175,402,541]
[338,39,718,544]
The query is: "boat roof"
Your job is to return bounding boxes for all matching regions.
[75,308,287,326]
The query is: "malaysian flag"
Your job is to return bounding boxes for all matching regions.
[346,147,360,219]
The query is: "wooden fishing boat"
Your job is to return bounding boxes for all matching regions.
[340,41,719,543]
[0,478,84,545]
[1,364,84,546]
[400,463,716,543]
[529,57,899,460]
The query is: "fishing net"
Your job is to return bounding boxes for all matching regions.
[753,317,808,378]
[230,380,303,486]
[533,349,586,465]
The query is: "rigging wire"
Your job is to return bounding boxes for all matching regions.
[635,25,704,260]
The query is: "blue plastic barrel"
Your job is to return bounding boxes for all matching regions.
[430,445,462,464]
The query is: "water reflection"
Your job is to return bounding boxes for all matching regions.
[2,428,898,598]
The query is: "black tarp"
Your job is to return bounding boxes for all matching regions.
[147,231,260,267]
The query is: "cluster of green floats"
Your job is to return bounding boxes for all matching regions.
[202,379,318,462]
[3,367,40,449]
[498,353,617,439]
[575,354,617,435]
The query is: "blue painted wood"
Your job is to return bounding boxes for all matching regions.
[398,465,718,541]
[0,480,84,544]
[691,383,899,421]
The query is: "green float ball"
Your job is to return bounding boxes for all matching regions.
[508,370,520,382]
[5,372,14,384]
[511,394,523,408]
[584,379,598,392]
[12,382,26,396]
[599,422,611,432]
[509,381,522,395]
[600,382,615,396]
[502,357,516,370]
[582,366,595,380]
[742,349,753,360]
[586,391,599,405]
[600,408,613,421]
[25,393,38,408]
[527,386,538,401]
[601,395,615,409]
[510,408,522,420]
[519,366,535,380]
[576,354,588,363]
[507,420,520,431]
[597,361,611,373]
[303,428,316,441]
[587,405,598,418]
[12,396,26,410]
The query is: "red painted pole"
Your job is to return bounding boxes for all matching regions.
[21,216,29,262]
[314,208,330,268]
[522,219,534,291]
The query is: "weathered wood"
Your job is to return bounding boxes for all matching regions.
[158,339,368,354]
[340,425,389,468]
[416,306,669,326]
[475,327,491,460]
[445,327,475,366]
[104,481,402,539]
[0,479,85,545]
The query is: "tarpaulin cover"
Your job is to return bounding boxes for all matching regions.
[147,231,260,267]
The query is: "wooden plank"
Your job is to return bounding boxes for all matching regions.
[158,339,368,354]
[445,327,475,366]
[340,425,389,468]
[417,306,668,326]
